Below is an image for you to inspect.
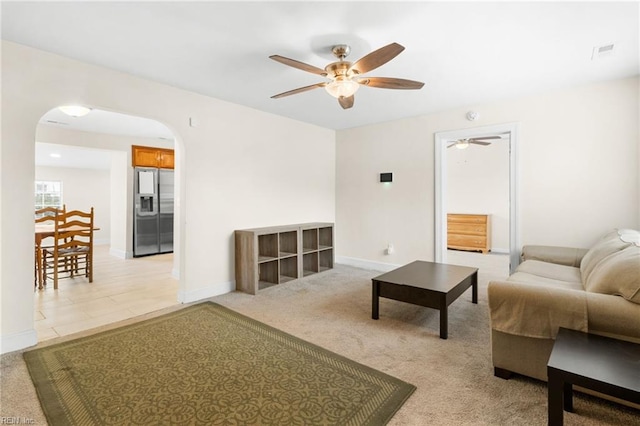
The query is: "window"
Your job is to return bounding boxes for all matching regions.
[35,180,63,210]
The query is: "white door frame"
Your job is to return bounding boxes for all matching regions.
[434,122,520,273]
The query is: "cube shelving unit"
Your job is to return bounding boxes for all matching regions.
[235,222,334,295]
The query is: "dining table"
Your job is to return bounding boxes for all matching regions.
[34,223,100,289]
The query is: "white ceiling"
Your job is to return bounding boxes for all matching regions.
[35,142,114,170]
[2,1,639,136]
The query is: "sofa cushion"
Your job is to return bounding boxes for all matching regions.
[586,292,640,339]
[580,230,632,283]
[585,245,640,304]
[515,260,582,284]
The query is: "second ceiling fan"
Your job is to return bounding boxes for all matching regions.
[269,42,424,109]
[448,136,502,149]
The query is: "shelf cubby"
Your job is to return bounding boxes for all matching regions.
[303,229,318,253]
[319,227,333,250]
[280,256,298,283]
[258,233,278,261]
[303,252,319,276]
[319,248,334,272]
[258,260,278,289]
[279,231,298,258]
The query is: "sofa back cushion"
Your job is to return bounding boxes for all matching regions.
[585,245,640,304]
[580,230,632,283]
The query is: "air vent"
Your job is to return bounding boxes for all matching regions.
[591,43,615,60]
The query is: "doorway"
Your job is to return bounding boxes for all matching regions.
[434,122,520,274]
[33,107,180,341]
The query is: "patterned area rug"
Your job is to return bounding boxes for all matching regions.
[24,302,415,425]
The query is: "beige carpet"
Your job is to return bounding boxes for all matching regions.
[2,255,639,425]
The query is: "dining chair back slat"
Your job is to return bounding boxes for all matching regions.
[35,205,66,223]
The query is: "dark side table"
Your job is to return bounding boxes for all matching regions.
[547,328,640,425]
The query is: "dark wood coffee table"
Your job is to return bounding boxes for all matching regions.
[547,328,640,425]
[371,260,478,339]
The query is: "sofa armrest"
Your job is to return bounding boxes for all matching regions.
[488,280,588,339]
[521,245,589,267]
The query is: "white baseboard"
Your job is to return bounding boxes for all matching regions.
[490,248,510,254]
[1,329,38,354]
[177,281,234,304]
[335,256,402,272]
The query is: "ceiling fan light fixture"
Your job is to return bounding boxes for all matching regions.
[455,140,470,150]
[325,77,359,99]
[58,105,92,117]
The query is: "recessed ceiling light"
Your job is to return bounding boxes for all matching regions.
[49,153,61,158]
[58,105,92,117]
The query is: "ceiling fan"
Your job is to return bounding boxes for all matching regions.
[269,42,424,110]
[447,136,502,149]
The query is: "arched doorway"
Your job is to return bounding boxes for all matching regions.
[33,106,181,341]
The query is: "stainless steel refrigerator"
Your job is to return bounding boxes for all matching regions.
[134,167,174,257]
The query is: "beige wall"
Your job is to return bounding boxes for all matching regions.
[1,41,335,353]
[336,77,639,268]
[35,165,111,244]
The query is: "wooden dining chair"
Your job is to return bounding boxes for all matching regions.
[35,205,66,222]
[34,205,66,289]
[42,207,94,289]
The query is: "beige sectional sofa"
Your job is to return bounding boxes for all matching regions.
[487,229,640,383]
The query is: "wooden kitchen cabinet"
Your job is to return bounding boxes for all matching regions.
[132,145,175,169]
[447,214,491,254]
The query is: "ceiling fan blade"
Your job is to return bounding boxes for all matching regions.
[269,55,327,76]
[358,77,424,90]
[470,141,492,146]
[468,136,502,141]
[350,42,405,74]
[271,82,326,99]
[338,95,354,109]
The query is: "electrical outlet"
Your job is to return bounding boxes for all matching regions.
[386,243,394,255]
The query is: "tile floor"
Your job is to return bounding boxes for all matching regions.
[34,244,179,341]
